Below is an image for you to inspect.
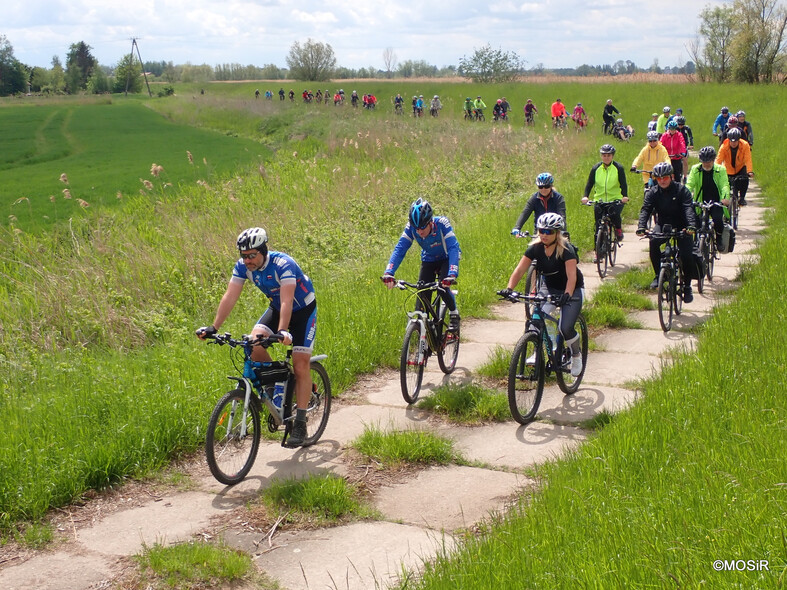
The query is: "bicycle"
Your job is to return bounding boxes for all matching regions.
[728,173,750,230]
[394,102,403,115]
[511,230,540,320]
[694,201,724,293]
[202,332,331,485]
[642,225,689,332]
[393,280,460,404]
[473,109,485,122]
[497,290,588,424]
[584,200,624,279]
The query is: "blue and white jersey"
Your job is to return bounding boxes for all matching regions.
[231,251,315,311]
[385,216,461,278]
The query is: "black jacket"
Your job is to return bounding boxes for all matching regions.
[514,190,567,232]
[638,181,698,230]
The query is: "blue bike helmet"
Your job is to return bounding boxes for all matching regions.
[409,198,433,229]
[535,172,554,188]
[652,162,673,178]
[698,146,716,162]
[666,120,678,130]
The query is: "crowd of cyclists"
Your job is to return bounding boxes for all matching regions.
[199,94,755,440]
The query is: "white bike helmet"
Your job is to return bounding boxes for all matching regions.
[237,227,268,253]
[536,212,565,231]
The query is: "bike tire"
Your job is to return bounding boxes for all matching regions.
[697,236,707,294]
[478,113,485,122]
[206,389,261,486]
[657,266,673,332]
[595,227,608,278]
[436,304,460,374]
[556,314,589,394]
[523,264,539,320]
[608,230,618,267]
[292,361,332,446]
[730,195,739,230]
[674,264,684,316]
[707,233,716,280]
[400,322,425,404]
[508,333,544,424]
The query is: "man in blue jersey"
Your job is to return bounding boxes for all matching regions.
[196,227,316,447]
[382,198,462,331]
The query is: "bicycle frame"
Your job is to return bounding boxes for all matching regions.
[399,281,448,359]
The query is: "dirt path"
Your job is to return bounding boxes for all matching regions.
[0,185,766,590]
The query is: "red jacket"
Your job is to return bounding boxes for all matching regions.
[660,131,687,160]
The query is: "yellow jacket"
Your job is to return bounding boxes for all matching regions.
[631,142,670,183]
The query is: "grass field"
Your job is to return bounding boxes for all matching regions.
[1,81,785,586]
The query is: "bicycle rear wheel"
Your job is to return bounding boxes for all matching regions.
[657,267,673,332]
[595,227,608,278]
[400,322,425,404]
[436,304,460,374]
[507,333,545,424]
[206,389,261,485]
[556,314,588,394]
[288,362,331,446]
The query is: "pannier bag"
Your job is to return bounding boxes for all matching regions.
[254,361,290,384]
[719,224,736,253]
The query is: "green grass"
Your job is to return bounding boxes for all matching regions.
[416,382,509,423]
[475,345,512,380]
[584,273,653,329]
[351,427,459,468]
[135,540,253,588]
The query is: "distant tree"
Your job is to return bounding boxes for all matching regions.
[87,67,111,94]
[30,66,50,92]
[458,44,525,83]
[260,63,284,79]
[180,63,213,83]
[112,53,143,93]
[49,56,66,94]
[397,60,414,78]
[65,41,97,93]
[383,47,397,78]
[0,35,28,96]
[649,58,663,73]
[689,5,738,82]
[731,0,787,83]
[162,61,177,83]
[286,39,336,81]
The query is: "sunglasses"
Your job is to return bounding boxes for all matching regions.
[240,252,259,260]
[538,228,556,235]
[648,139,658,143]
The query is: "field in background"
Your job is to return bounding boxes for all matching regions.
[0,82,785,586]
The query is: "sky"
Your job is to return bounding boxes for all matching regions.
[2,0,725,72]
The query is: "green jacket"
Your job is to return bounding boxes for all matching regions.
[686,162,730,217]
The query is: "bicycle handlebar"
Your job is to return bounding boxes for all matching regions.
[497,289,563,305]
[583,199,625,205]
[202,332,285,349]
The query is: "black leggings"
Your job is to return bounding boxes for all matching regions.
[542,285,584,354]
[417,260,457,312]
[648,227,697,282]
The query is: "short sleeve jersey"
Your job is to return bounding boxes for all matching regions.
[524,242,584,292]
[231,251,315,311]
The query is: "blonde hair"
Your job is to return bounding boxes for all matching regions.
[530,231,568,258]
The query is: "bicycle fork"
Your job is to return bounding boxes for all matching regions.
[227,376,257,436]
[406,312,428,365]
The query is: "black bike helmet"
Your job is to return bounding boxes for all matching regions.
[721,106,729,114]
[599,144,616,154]
[237,227,269,256]
[409,198,434,229]
[676,116,686,125]
[698,146,716,162]
[652,162,673,178]
[726,128,742,140]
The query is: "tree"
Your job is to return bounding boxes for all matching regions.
[285,39,336,81]
[689,4,739,81]
[65,41,97,93]
[458,44,525,83]
[383,47,397,78]
[0,35,28,96]
[731,0,787,82]
[111,53,142,93]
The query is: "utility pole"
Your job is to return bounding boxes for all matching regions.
[125,37,153,97]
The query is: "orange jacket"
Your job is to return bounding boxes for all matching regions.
[551,101,567,118]
[716,138,753,175]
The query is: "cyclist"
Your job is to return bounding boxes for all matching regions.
[661,120,688,182]
[412,95,419,116]
[524,98,538,125]
[611,117,634,141]
[394,93,404,112]
[712,106,731,142]
[718,115,739,144]
[647,112,659,132]
[630,130,670,189]
[676,115,694,183]
[736,110,754,148]
[278,88,285,100]
[196,228,317,447]
[656,106,671,134]
[686,146,730,246]
[716,127,754,206]
[430,95,442,115]
[464,96,474,118]
[551,98,568,128]
[416,95,425,116]
[582,144,629,247]
[636,162,698,302]
[351,90,359,107]
[602,99,620,134]
[474,95,487,119]
[572,102,587,129]
[493,99,505,120]
[512,172,567,236]
[501,213,585,377]
[500,96,511,114]
[382,199,462,331]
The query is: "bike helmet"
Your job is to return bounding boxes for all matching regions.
[536,212,565,231]
[409,198,433,230]
[466,97,471,100]
[736,110,746,117]
[666,120,678,130]
[527,98,533,103]
[676,116,686,125]
[721,106,729,114]
[651,113,658,117]
[663,106,671,113]
[647,130,660,141]
[434,95,439,99]
[616,118,623,124]
[497,99,502,104]
[726,127,742,140]
[599,144,616,154]
[698,146,716,162]
[237,227,268,254]
[535,172,554,188]
[676,108,683,114]
[652,162,673,178]
[726,115,738,126]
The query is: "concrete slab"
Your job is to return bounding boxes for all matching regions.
[248,522,456,590]
[583,350,665,386]
[0,553,116,590]
[326,403,434,443]
[593,328,697,356]
[373,465,530,531]
[538,385,639,423]
[463,318,523,345]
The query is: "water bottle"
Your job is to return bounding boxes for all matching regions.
[272,382,285,410]
[546,323,558,352]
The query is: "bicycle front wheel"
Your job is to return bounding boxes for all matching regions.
[524,264,539,320]
[730,196,739,230]
[657,266,673,332]
[608,230,618,267]
[595,227,608,278]
[508,333,545,424]
[707,233,716,280]
[436,305,460,374]
[697,236,707,294]
[206,389,261,486]
[400,322,425,404]
[556,314,588,394]
[674,264,684,316]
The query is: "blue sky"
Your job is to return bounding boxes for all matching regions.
[2,0,723,71]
